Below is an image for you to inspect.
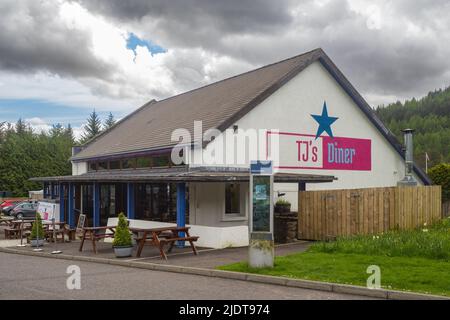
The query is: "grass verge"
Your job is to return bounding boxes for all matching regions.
[218,252,450,296]
[218,218,450,297]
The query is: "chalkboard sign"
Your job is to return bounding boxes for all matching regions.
[76,214,86,231]
[252,175,271,232]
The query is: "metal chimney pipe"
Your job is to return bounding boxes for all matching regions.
[397,128,417,186]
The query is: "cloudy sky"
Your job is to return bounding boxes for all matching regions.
[0,0,449,138]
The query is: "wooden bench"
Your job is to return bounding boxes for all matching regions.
[161,236,199,254]
[79,226,116,254]
[130,226,199,260]
[4,227,20,239]
[4,221,31,239]
[44,223,67,243]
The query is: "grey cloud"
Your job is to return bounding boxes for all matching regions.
[0,0,112,78]
[1,0,450,106]
[77,0,294,34]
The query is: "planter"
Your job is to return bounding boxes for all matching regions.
[113,246,133,258]
[274,213,298,243]
[275,204,291,213]
[30,239,45,247]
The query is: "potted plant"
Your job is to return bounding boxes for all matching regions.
[30,213,45,247]
[113,213,133,258]
[275,198,291,213]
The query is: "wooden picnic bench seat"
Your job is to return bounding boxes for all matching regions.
[4,227,20,239]
[161,236,199,254]
[4,221,32,239]
[79,226,116,254]
[131,226,199,260]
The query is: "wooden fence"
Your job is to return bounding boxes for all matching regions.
[443,201,450,218]
[298,186,442,241]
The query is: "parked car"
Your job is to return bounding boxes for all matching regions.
[1,200,23,215]
[9,202,39,220]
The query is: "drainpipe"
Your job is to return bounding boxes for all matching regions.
[397,128,417,186]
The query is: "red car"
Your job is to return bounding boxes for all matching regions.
[0,199,23,215]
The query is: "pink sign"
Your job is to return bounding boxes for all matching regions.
[322,136,371,170]
[266,131,371,171]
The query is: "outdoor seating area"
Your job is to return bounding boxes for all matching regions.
[0,218,310,269]
[0,214,200,261]
[1,218,71,242]
[77,224,199,260]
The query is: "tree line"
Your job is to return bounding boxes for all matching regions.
[0,110,116,196]
[376,86,450,170]
[1,84,450,197]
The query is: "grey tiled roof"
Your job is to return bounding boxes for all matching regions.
[72,48,323,161]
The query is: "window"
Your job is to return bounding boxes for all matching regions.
[225,183,240,215]
[109,160,121,170]
[53,184,59,197]
[89,162,97,171]
[152,155,169,167]
[97,162,107,170]
[136,157,151,168]
[122,159,135,169]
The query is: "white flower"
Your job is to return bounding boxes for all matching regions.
[422,229,429,232]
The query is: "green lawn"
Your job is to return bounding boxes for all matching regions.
[218,218,450,297]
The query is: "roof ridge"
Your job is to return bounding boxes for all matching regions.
[150,48,323,105]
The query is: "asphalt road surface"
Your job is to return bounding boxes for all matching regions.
[0,252,373,300]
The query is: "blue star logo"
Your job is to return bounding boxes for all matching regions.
[311,101,338,139]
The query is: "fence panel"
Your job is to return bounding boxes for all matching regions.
[298,186,442,241]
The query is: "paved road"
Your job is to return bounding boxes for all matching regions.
[0,252,372,300]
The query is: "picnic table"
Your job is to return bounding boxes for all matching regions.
[130,226,199,260]
[3,220,32,239]
[79,226,116,254]
[42,221,68,242]
[0,216,14,226]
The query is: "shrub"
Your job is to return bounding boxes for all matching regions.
[428,163,450,202]
[275,198,291,213]
[276,198,291,206]
[30,213,44,240]
[112,213,132,247]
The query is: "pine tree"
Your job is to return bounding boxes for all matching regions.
[104,112,116,130]
[49,123,64,137]
[80,110,102,143]
[0,121,6,144]
[0,121,74,196]
[15,118,27,135]
[65,124,75,143]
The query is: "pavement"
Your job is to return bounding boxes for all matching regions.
[1,225,445,300]
[0,252,374,300]
[0,222,312,269]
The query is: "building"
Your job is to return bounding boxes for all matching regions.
[33,48,430,248]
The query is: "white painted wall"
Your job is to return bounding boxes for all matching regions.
[72,161,88,176]
[189,182,249,228]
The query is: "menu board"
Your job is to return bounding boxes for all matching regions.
[252,175,271,232]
